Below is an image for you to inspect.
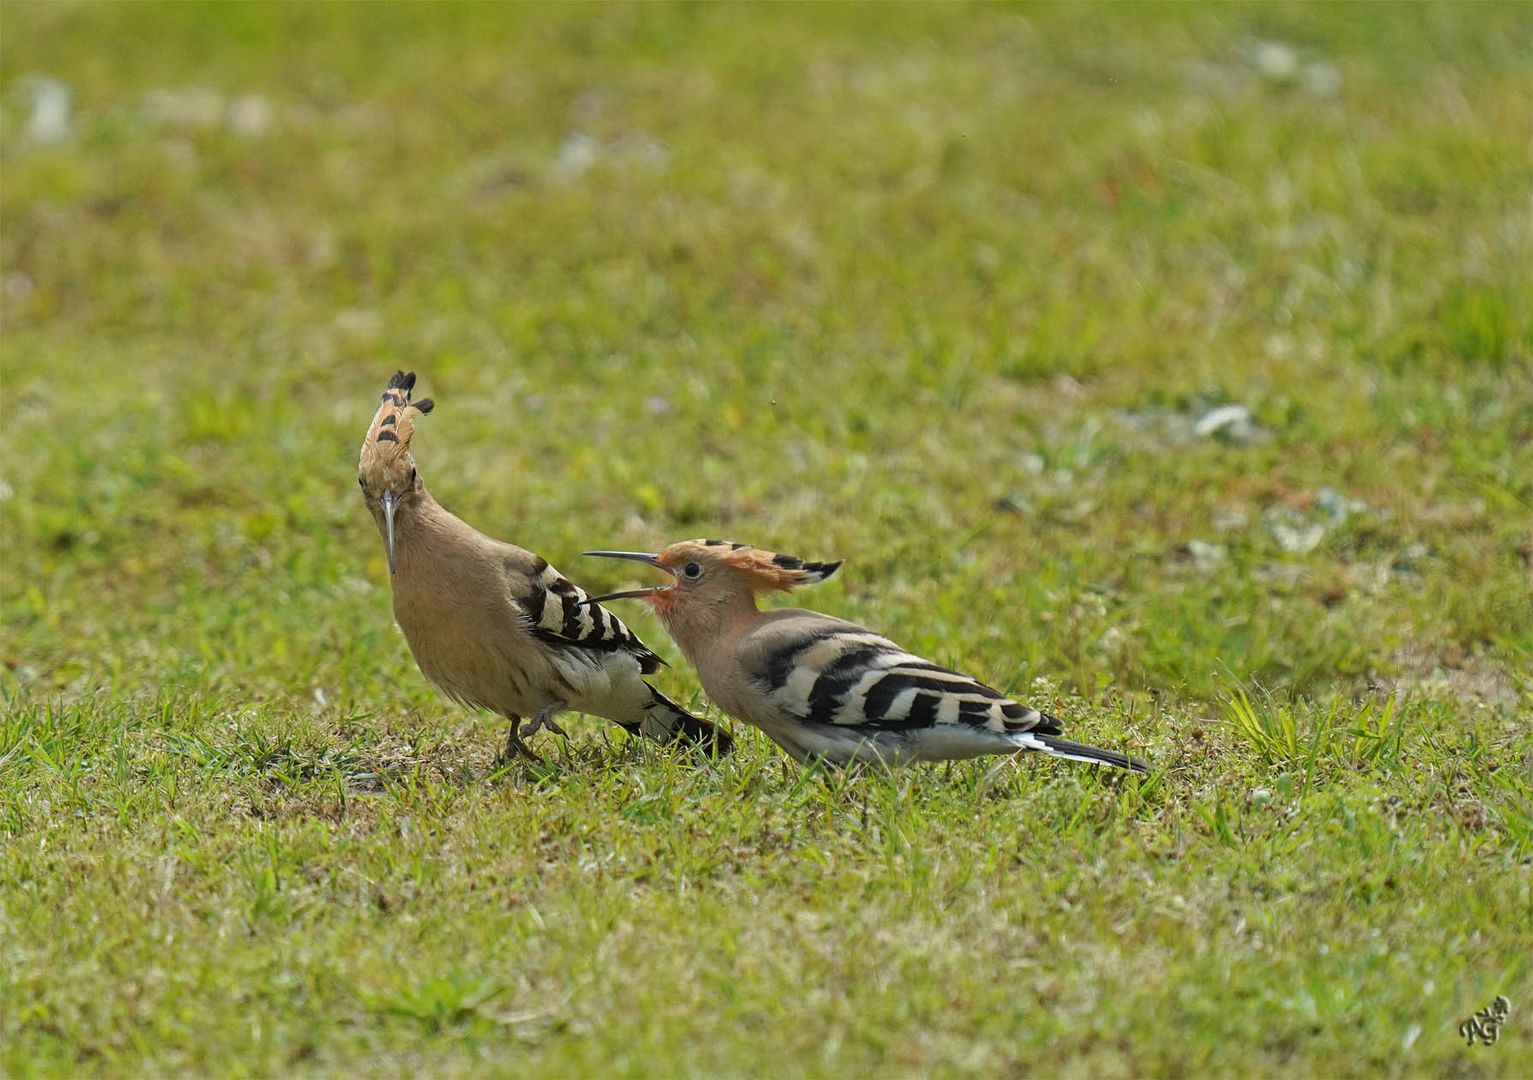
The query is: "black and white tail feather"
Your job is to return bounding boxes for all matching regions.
[638,685,727,750]
[1013,731,1146,772]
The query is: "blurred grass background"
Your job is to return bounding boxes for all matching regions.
[2,3,1530,1075]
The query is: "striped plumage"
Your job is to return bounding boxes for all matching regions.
[357,373,730,759]
[514,558,664,669]
[583,540,1146,771]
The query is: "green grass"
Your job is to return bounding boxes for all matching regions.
[3,2,1531,1075]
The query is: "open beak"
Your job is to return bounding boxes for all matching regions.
[580,550,672,605]
[382,490,399,575]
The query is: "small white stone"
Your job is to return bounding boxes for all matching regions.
[554,132,598,179]
[1195,404,1268,444]
[1253,41,1300,82]
[1314,487,1365,523]
[1303,62,1342,98]
[228,94,273,136]
[21,75,71,142]
[1188,539,1225,566]
[1270,517,1325,554]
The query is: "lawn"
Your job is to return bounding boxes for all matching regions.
[2,3,1530,1075]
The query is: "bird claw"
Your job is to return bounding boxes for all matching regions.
[519,712,568,741]
[495,716,547,765]
[496,728,532,765]
[492,710,569,768]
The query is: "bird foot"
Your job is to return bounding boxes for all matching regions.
[492,710,568,768]
[519,711,568,741]
[495,719,539,765]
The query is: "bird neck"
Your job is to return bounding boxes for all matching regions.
[380,486,458,558]
[660,589,759,667]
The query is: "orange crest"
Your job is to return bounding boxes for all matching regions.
[360,370,434,471]
[667,539,842,593]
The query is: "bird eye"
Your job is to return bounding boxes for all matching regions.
[410,466,418,485]
[357,477,365,489]
[682,562,702,580]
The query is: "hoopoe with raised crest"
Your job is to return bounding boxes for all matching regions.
[356,373,732,760]
[582,540,1147,771]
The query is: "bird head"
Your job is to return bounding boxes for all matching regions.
[358,370,434,575]
[582,539,841,619]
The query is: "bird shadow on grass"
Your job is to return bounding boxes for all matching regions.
[788,750,1163,802]
[479,724,734,790]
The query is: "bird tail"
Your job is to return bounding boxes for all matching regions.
[637,685,734,756]
[1016,732,1148,773]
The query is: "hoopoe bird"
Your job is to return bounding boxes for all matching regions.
[582,540,1147,771]
[356,373,731,759]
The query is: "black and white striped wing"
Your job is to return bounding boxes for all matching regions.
[744,618,1061,735]
[512,559,666,674]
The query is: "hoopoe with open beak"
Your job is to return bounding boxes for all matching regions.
[582,540,1147,771]
[356,373,731,759]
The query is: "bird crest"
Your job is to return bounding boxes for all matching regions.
[683,539,842,593]
[360,370,434,472]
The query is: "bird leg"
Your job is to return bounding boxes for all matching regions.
[494,707,568,765]
[498,716,531,763]
[518,705,568,743]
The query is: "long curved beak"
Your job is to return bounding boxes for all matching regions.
[578,586,666,605]
[382,491,399,575]
[582,550,666,569]
[580,550,671,605]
